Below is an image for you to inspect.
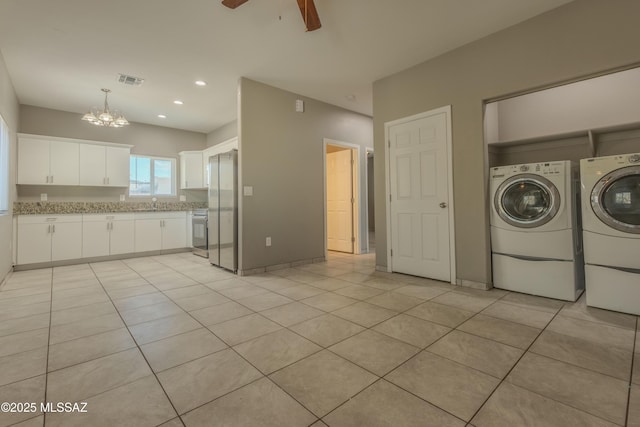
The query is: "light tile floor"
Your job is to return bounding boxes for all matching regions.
[0,251,638,426]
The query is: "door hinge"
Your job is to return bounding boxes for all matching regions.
[390,249,393,256]
[388,140,391,148]
[351,198,355,204]
[389,194,392,202]
[351,237,355,243]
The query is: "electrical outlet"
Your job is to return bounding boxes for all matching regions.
[40,193,47,201]
[266,237,271,247]
[179,195,186,202]
[120,194,126,202]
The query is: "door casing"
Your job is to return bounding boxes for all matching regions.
[323,139,361,256]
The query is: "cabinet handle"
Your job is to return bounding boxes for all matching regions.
[107,177,110,185]
[47,224,51,233]
[52,224,55,233]
[51,175,53,183]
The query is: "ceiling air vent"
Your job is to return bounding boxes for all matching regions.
[117,73,145,86]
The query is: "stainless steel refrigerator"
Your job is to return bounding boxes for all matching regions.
[208,150,238,272]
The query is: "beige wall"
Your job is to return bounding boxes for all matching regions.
[0,52,19,282]
[239,78,372,272]
[18,105,207,202]
[207,120,237,147]
[373,0,640,285]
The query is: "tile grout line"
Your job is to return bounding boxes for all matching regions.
[626,315,638,427]
[464,301,565,424]
[461,298,634,426]
[86,261,187,427]
[141,255,329,423]
[307,287,475,423]
[168,254,423,423]
[41,268,53,426]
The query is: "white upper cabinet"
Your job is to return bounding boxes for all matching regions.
[105,146,130,187]
[79,144,130,187]
[179,151,204,189]
[79,144,105,186]
[18,134,131,187]
[18,137,79,185]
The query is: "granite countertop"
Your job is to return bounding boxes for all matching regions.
[13,201,207,215]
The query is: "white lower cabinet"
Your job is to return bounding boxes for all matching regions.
[134,212,187,252]
[16,211,188,265]
[17,215,83,264]
[82,214,135,258]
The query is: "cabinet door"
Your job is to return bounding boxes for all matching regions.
[110,220,135,255]
[79,144,107,186]
[82,220,110,258]
[50,140,79,185]
[18,138,50,185]
[202,148,216,188]
[106,147,131,187]
[135,219,162,252]
[180,152,204,189]
[17,223,52,264]
[162,217,187,249]
[52,222,82,261]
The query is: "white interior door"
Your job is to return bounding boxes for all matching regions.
[327,149,354,253]
[389,110,452,281]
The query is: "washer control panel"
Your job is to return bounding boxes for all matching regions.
[492,162,565,178]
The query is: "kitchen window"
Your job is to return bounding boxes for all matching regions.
[129,155,176,196]
[0,114,9,214]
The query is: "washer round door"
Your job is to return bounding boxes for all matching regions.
[494,174,561,228]
[591,165,640,234]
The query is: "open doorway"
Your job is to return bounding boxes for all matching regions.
[324,141,359,255]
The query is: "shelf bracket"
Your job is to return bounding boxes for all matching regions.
[587,130,597,157]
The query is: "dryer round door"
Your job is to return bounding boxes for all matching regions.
[591,165,640,234]
[494,174,561,228]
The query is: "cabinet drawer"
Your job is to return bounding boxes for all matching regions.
[17,214,83,224]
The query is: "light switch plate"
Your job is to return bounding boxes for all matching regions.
[40,193,47,201]
[244,186,253,196]
[266,237,271,247]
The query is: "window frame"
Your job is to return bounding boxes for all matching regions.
[129,154,177,197]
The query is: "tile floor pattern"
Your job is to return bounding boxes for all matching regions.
[0,251,637,426]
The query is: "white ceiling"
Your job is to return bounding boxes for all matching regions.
[0,0,573,134]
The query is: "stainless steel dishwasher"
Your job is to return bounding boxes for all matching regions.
[192,208,208,257]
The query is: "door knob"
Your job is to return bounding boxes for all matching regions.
[439,202,447,208]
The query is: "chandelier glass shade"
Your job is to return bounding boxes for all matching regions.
[82,88,129,128]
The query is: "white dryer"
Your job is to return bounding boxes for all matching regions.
[490,161,584,301]
[580,152,640,315]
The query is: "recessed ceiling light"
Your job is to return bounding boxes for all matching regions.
[173,100,183,105]
[194,80,207,87]
[158,114,167,119]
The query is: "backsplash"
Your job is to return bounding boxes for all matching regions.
[13,201,207,215]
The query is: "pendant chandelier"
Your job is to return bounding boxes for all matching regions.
[81,88,129,128]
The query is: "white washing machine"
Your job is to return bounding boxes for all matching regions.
[580,152,640,315]
[490,160,584,301]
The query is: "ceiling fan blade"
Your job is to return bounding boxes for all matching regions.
[221,0,249,9]
[296,0,321,31]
